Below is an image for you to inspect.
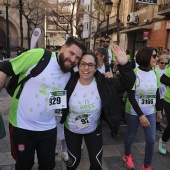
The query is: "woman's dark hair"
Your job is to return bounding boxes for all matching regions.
[95,47,108,65]
[126,50,130,54]
[136,46,157,68]
[78,50,98,68]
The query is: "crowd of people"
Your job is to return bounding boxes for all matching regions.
[0,36,170,170]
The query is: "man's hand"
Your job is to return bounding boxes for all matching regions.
[0,72,7,92]
[110,44,128,66]
[139,115,151,127]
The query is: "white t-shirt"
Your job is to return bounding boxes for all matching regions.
[9,51,70,131]
[126,68,159,116]
[156,67,166,99]
[98,64,105,73]
[65,79,102,134]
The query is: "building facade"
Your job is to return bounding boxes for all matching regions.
[0,0,45,52]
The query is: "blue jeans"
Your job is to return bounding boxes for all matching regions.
[124,113,156,167]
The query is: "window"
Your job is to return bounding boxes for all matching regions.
[48,0,57,4]
[48,25,57,30]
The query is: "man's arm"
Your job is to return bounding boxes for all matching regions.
[0,71,7,92]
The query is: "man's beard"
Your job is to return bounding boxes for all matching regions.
[58,52,75,73]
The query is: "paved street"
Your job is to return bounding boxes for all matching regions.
[1,87,170,170]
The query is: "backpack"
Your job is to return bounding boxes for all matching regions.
[6,49,52,99]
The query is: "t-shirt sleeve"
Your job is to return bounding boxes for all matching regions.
[9,49,44,75]
[164,67,170,78]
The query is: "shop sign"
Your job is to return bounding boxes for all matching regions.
[166,21,170,29]
[136,0,157,4]
[143,30,149,40]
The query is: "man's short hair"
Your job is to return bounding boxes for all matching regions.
[65,36,86,54]
[102,35,110,40]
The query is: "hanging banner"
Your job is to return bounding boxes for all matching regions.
[30,27,42,49]
[136,0,157,4]
[143,30,149,40]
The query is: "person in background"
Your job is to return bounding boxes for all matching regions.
[101,35,115,72]
[123,46,162,170]
[49,45,56,52]
[155,54,169,133]
[0,47,7,60]
[126,50,131,62]
[158,54,170,155]
[60,45,135,170]
[94,47,113,77]
[55,109,69,161]
[0,36,86,170]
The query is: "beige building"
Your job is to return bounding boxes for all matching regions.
[0,0,45,52]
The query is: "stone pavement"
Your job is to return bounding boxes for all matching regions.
[1,87,170,170]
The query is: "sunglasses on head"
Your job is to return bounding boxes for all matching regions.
[102,40,110,43]
[152,54,157,59]
[160,62,169,65]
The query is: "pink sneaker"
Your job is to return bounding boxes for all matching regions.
[141,164,152,170]
[123,154,135,169]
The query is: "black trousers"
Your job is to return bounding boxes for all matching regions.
[9,123,56,170]
[162,100,170,142]
[64,124,103,170]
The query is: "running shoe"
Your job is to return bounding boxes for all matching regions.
[61,151,69,161]
[55,147,58,155]
[156,124,163,134]
[140,164,152,170]
[123,154,134,169]
[159,138,166,154]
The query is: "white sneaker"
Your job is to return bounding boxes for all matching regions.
[55,147,58,155]
[159,138,166,154]
[81,143,84,150]
[61,151,69,161]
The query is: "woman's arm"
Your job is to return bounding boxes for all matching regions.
[127,90,151,127]
[160,74,170,86]
[109,45,136,91]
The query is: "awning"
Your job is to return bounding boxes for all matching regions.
[120,25,152,33]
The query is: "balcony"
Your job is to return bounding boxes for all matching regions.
[158,2,170,16]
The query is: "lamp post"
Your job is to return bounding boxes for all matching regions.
[19,0,23,48]
[105,0,113,36]
[116,0,121,45]
[77,23,83,41]
[3,0,11,58]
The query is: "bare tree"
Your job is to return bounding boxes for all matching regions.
[46,0,84,39]
[86,0,107,50]
[11,0,45,49]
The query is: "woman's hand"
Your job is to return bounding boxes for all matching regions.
[156,111,162,122]
[103,72,113,78]
[139,115,151,127]
[110,44,128,66]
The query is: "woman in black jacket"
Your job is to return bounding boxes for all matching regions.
[60,45,136,170]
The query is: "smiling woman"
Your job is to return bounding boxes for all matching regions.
[123,46,162,170]
[60,47,136,170]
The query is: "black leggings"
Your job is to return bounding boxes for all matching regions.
[64,125,103,170]
[162,100,170,142]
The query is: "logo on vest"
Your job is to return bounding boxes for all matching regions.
[18,144,25,152]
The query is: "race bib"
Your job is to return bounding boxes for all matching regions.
[159,84,166,99]
[47,90,67,112]
[75,114,91,129]
[139,95,156,107]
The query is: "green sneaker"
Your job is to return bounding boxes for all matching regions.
[159,138,166,154]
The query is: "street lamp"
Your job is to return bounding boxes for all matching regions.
[105,0,113,36]
[3,0,11,58]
